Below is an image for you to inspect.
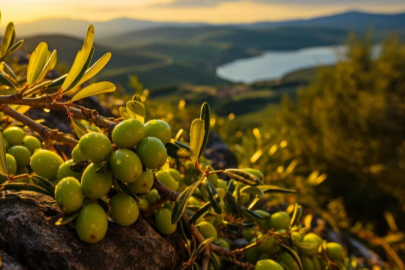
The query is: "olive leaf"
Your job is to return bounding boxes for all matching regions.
[2,62,17,80]
[223,169,261,186]
[0,40,24,61]
[126,100,145,123]
[116,179,139,202]
[290,204,302,228]
[61,25,95,91]
[166,142,180,159]
[175,141,190,152]
[279,244,304,270]
[259,185,296,194]
[189,201,211,224]
[0,183,52,197]
[172,181,201,224]
[71,81,116,102]
[31,175,56,195]
[0,132,8,176]
[36,49,57,82]
[194,237,214,256]
[198,102,210,158]
[240,208,269,220]
[71,118,89,139]
[0,22,14,57]
[76,52,111,86]
[0,72,15,89]
[119,107,130,119]
[223,191,240,214]
[205,180,221,214]
[189,119,205,163]
[27,42,49,86]
[55,211,80,226]
[240,185,264,198]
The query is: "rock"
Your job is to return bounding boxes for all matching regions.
[0,191,183,269]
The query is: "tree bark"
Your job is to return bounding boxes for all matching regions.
[0,191,184,270]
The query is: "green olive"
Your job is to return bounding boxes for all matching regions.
[300,233,322,256]
[217,179,228,191]
[2,127,25,146]
[312,255,322,270]
[257,234,279,255]
[75,203,108,243]
[109,149,142,182]
[156,170,178,191]
[72,145,86,163]
[196,221,217,240]
[110,193,139,226]
[0,154,17,183]
[144,188,160,205]
[57,159,82,180]
[22,135,41,154]
[7,145,31,169]
[136,197,149,209]
[245,245,261,264]
[255,260,283,270]
[254,209,270,231]
[215,238,230,250]
[30,150,63,180]
[112,119,145,148]
[166,168,181,182]
[277,252,300,270]
[78,133,112,163]
[135,137,167,169]
[81,163,112,199]
[144,119,171,144]
[268,211,291,231]
[155,208,177,235]
[128,169,153,194]
[326,242,345,261]
[301,256,314,270]
[55,177,84,213]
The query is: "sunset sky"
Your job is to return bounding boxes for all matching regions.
[2,0,405,24]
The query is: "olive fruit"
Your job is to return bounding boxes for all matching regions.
[144,189,160,205]
[2,127,25,146]
[81,163,113,199]
[30,150,63,180]
[78,133,112,163]
[291,231,303,242]
[72,145,86,163]
[155,208,177,235]
[312,255,322,270]
[5,153,17,175]
[22,135,41,154]
[166,168,181,182]
[112,119,145,148]
[277,252,300,270]
[128,169,153,194]
[245,245,260,264]
[3,139,9,150]
[110,193,139,226]
[217,179,228,191]
[135,137,167,169]
[254,209,270,231]
[137,198,149,209]
[268,211,291,231]
[207,168,218,187]
[76,203,108,243]
[242,229,259,242]
[156,170,178,191]
[326,242,345,261]
[301,256,314,270]
[255,260,283,270]
[55,177,84,213]
[257,234,279,255]
[196,221,217,240]
[7,146,31,169]
[109,149,142,182]
[57,159,82,180]
[144,119,171,144]
[216,238,230,250]
[300,233,322,256]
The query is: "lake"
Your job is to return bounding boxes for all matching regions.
[216,46,347,83]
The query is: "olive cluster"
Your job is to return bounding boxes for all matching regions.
[0,126,42,183]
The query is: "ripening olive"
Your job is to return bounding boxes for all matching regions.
[3,127,25,146]
[7,145,31,169]
[257,234,279,255]
[277,252,300,270]
[207,168,218,187]
[166,168,181,182]
[110,193,139,226]
[128,169,153,194]
[0,154,17,183]
[312,255,322,270]
[144,119,171,144]
[291,231,303,242]
[112,119,145,148]
[23,135,41,154]
[245,245,261,264]
[137,197,149,209]
[156,170,178,191]
[215,238,230,250]
[326,242,345,261]
[144,188,160,205]
[300,233,322,256]
[55,177,84,213]
[30,150,63,180]
[301,256,314,270]
[75,203,108,243]
[81,163,112,199]
[72,145,86,163]
[243,229,260,242]
[196,221,217,240]
[57,159,82,180]
[109,149,142,182]
[255,260,283,270]
[217,179,228,191]
[268,211,291,231]
[135,137,167,169]
[155,208,177,235]
[79,133,112,163]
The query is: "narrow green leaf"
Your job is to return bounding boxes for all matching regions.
[223,191,240,214]
[71,81,116,102]
[61,25,95,91]
[71,118,88,139]
[240,186,264,198]
[27,42,48,86]
[205,180,221,214]
[279,244,304,270]
[172,181,201,224]
[166,142,180,159]
[1,39,24,60]
[189,119,205,163]
[194,237,214,256]
[0,22,14,57]
[175,141,190,152]
[116,180,139,202]
[126,100,145,123]
[31,175,55,196]
[77,52,111,86]
[64,46,95,92]
[189,202,211,224]
[259,185,296,194]
[119,107,130,119]
[69,161,89,173]
[289,204,301,228]
[0,132,8,176]
[210,252,219,270]
[48,74,67,88]
[36,49,57,82]
[0,183,52,196]
[0,72,15,88]
[223,169,261,186]
[198,102,210,158]
[55,211,80,226]
[2,63,17,80]
[241,208,269,220]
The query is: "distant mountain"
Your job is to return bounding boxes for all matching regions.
[1,11,404,41]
